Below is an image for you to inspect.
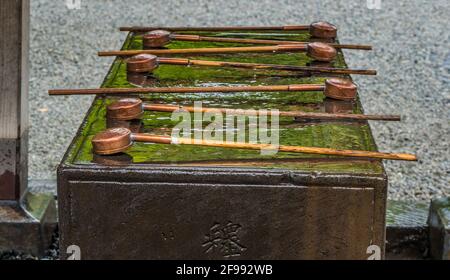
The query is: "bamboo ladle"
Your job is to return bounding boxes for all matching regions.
[142,30,372,50]
[91,127,417,161]
[106,98,401,122]
[48,78,359,101]
[99,42,338,62]
[124,54,376,76]
[120,21,339,39]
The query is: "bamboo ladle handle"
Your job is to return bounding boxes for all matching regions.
[125,54,377,76]
[92,128,418,161]
[49,78,359,101]
[106,98,401,122]
[49,84,324,96]
[143,30,371,50]
[143,104,400,121]
[120,21,338,39]
[98,42,338,62]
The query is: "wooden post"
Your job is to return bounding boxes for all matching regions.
[0,0,29,201]
[0,0,56,257]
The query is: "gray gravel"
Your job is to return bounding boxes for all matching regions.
[0,228,59,260]
[29,0,449,201]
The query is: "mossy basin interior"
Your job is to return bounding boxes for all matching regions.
[65,31,383,174]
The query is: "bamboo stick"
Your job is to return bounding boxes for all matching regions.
[120,25,312,32]
[48,84,324,96]
[143,104,401,121]
[170,138,417,161]
[147,33,372,50]
[171,35,372,50]
[120,22,338,40]
[92,128,418,161]
[98,45,309,57]
[101,42,340,62]
[106,98,399,122]
[157,57,377,75]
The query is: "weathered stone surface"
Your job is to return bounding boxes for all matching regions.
[0,139,19,200]
[0,135,28,201]
[386,200,429,259]
[58,167,387,260]
[428,198,450,260]
[0,191,57,256]
[0,0,56,257]
[0,0,30,200]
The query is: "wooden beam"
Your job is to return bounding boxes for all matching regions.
[0,0,29,200]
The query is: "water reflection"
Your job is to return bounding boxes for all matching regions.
[127,72,158,87]
[93,153,133,166]
[106,118,143,133]
[324,98,355,114]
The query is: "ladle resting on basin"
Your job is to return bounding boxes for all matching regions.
[142,29,371,50]
[91,128,417,161]
[106,98,401,122]
[123,53,376,76]
[99,42,338,62]
[49,78,359,101]
[120,21,339,39]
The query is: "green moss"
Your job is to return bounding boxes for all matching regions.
[65,31,383,174]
